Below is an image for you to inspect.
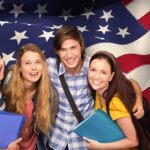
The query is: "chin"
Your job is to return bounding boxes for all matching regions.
[68,63,77,69]
[91,86,99,91]
[30,78,40,83]
[94,86,101,91]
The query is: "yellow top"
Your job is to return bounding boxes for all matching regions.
[95,93,130,120]
[94,93,137,150]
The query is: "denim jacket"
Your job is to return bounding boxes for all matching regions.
[28,84,59,150]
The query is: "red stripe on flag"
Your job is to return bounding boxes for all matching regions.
[138,12,150,30]
[122,0,134,5]
[117,54,150,73]
[143,87,150,106]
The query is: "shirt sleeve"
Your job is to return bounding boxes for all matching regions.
[109,96,130,121]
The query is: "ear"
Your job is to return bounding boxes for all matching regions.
[109,72,115,82]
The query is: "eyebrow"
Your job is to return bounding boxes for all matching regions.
[22,58,42,62]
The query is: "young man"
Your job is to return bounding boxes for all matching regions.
[47,26,144,150]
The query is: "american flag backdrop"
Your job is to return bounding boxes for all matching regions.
[0,0,150,104]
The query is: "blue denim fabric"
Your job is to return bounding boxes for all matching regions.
[32,95,49,150]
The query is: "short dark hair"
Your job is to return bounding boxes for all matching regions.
[53,26,85,59]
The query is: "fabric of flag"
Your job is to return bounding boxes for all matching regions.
[0,0,150,105]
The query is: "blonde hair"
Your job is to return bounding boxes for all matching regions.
[4,43,51,133]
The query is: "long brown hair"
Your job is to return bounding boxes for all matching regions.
[90,51,150,150]
[4,43,51,134]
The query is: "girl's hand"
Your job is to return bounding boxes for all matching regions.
[133,96,144,119]
[7,138,22,150]
[83,137,101,150]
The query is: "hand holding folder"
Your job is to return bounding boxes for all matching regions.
[0,111,25,149]
[73,109,125,143]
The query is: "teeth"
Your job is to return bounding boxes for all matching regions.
[93,80,100,85]
[68,60,73,63]
[30,73,38,75]
[67,58,75,63]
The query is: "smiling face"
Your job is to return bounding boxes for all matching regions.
[20,51,43,86]
[57,39,83,75]
[0,58,4,80]
[88,58,114,94]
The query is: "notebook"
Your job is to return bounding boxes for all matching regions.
[73,109,125,143]
[0,111,25,149]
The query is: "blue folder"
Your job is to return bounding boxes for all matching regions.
[73,109,125,143]
[0,111,25,149]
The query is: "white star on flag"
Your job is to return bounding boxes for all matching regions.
[97,25,111,34]
[0,21,10,26]
[2,51,16,65]
[10,30,29,44]
[81,7,95,20]
[47,25,63,30]
[100,10,114,22]
[38,30,54,42]
[77,26,89,32]
[116,27,130,38]
[0,0,4,10]
[34,4,48,18]
[59,9,73,21]
[9,4,25,18]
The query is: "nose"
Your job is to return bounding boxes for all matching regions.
[66,49,72,58]
[94,72,100,79]
[31,63,36,70]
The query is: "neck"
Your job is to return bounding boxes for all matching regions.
[24,82,37,100]
[24,87,36,101]
[66,68,81,76]
[24,80,36,91]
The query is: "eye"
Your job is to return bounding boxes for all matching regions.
[59,48,66,52]
[36,60,42,64]
[71,45,77,50]
[102,71,107,75]
[89,67,96,72]
[25,61,30,65]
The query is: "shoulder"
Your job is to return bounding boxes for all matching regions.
[51,84,59,100]
[50,84,59,113]
[81,55,90,73]
[109,96,130,120]
[110,96,128,112]
[46,57,56,65]
[84,55,90,63]
[46,57,57,76]
[50,84,59,124]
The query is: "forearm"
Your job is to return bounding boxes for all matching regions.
[95,138,138,150]
[130,79,144,118]
[130,79,142,101]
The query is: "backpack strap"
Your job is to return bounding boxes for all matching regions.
[57,58,84,123]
